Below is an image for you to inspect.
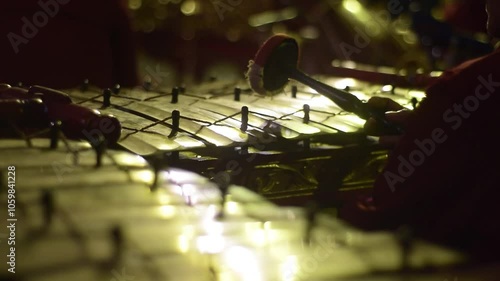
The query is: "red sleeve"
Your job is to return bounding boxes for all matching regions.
[338,49,500,241]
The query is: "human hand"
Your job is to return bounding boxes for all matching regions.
[363,97,412,147]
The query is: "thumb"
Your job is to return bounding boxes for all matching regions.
[385,109,412,125]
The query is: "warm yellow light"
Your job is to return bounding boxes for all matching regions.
[196,235,225,254]
[382,85,393,92]
[130,169,154,184]
[280,255,299,281]
[177,235,189,253]
[333,78,356,89]
[158,205,176,218]
[343,0,362,14]
[181,0,198,16]
[225,201,242,215]
[157,192,172,205]
[129,0,142,10]
[113,153,148,167]
[224,246,263,281]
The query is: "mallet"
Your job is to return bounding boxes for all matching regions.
[246,34,403,134]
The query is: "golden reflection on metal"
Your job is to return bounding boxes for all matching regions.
[173,135,205,148]
[113,153,148,167]
[335,114,365,127]
[208,126,248,143]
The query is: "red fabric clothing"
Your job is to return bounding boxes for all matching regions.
[339,48,500,261]
[444,0,488,34]
[0,0,138,89]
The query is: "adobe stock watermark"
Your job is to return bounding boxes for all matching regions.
[283,235,336,281]
[7,0,70,54]
[338,0,406,59]
[52,116,119,182]
[110,267,135,281]
[207,130,275,187]
[143,65,170,89]
[384,74,500,192]
[212,0,244,22]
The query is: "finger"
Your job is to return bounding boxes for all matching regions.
[378,135,402,147]
[363,117,380,136]
[367,97,404,112]
[385,109,413,125]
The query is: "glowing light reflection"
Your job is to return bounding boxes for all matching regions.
[181,0,199,15]
[158,205,176,218]
[130,169,154,184]
[280,255,299,281]
[113,153,147,167]
[343,0,361,14]
[333,78,357,90]
[224,246,263,281]
[196,235,225,254]
[178,235,189,253]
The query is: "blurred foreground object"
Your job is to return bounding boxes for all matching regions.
[0,0,139,89]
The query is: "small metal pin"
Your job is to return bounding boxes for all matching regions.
[168,110,180,138]
[299,107,310,145]
[49,121,61,149]
[171,87,179,104]
[292,85,298,98]
[81,79,89,92]
[113,84,121,95]
[411,97,418,109]
[143,79,152,91]
[234,87,241,101]
[103,88,112,107]
[240,106,249,132]
[303,104,310,124]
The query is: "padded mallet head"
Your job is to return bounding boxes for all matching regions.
[246,34,299,95]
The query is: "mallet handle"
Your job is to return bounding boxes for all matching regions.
[290,68,403,135]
